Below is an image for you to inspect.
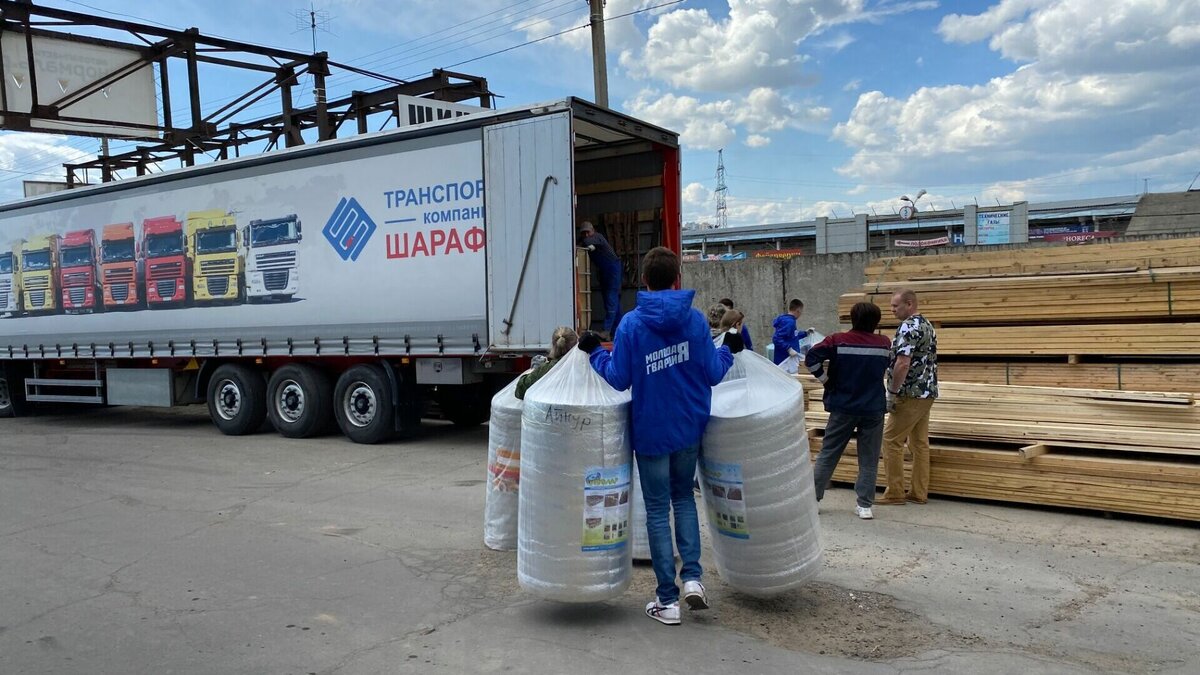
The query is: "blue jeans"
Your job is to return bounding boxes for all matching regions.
[599,259,623,333]
[636,446,702,605]
[812,411,884,508]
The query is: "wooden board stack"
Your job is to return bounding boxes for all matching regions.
[815,237,1200,521]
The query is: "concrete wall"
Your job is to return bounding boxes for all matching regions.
[1128,192,1200,235]
[682,251,872,352]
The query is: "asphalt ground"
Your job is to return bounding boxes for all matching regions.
[1,406,1197,674]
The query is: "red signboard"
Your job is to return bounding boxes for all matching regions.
[751,248,805,259]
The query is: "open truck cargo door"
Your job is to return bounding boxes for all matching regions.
[484,111,575,352]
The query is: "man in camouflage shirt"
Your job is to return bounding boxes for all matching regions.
[878,289,938,505]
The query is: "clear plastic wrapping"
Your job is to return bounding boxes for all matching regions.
[484,378,522,551]
[700,350,823,597]
[518,347,633,602]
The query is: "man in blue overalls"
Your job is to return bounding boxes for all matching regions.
[579,221,624,338]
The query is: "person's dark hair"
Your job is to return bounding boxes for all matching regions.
[850,302,882,332]
[788,298,804,312]
[642,246,680,290]
[718,298,734,309]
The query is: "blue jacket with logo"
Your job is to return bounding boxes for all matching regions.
[771,313,808,364]
[589,289,733,456]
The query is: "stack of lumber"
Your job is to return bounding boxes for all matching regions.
[838,236,1200,386]
[816,237,1200,521]
[800,376,1200,521]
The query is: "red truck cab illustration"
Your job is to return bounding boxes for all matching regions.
[142,216,189,307]
[101,223,140,308]
[59,229,102,313]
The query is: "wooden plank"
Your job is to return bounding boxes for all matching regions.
[1019,444,1049,461]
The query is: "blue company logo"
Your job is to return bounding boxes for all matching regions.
[323,197,377,261]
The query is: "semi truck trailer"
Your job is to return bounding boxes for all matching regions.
[0,98,681,444]
[100,223,140,309]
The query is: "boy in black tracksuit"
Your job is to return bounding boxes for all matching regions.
[805,302,892,519]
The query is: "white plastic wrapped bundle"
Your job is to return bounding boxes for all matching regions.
[484,378,523,551]
[518,347,633,602]
[700,350,822,597]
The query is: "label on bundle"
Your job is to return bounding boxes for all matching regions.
[582,465,631,551]
[700,459,748,539]
[488,446,520,493]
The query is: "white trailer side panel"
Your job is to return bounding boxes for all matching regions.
[484,112,575,351]
[0,129,491,358]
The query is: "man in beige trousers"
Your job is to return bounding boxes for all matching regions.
[878,289,939,505]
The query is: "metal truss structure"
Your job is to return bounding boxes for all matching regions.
[0,1,492,185]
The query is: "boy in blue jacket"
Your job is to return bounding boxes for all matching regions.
[772,298,811,364]
[580,246,740,626]
[805,301,892,520]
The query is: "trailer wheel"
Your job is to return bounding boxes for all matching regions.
[206,364,267,435]
[334,364,394,444]
[267,364,333,438]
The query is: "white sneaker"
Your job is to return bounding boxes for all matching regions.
[856,505,874,520]
[682,580,709,610]
[645,599,681,625]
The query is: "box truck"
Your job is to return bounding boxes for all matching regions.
[0,98,682,443]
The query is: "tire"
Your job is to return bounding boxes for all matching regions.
[333,364,395,444]
[0,368,26,418]
[206,363,267,435]
[267,364,333,439]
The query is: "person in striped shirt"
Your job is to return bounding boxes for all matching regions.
[805,302,893,519]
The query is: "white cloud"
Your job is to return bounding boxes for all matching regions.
[620,0,938,93]
[0,133,90,201]
[626,87,830,149]
[745,134,772,148]
[842,78,862,92]
[835,0,1200,192]
[818,30,857,52]
[1168,24,1200,47]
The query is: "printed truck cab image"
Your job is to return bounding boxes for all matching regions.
[188,210,242,303]
[244,214,301,302]
[142,216,188,307]
[21,235,60,314]
[0,246,20,316]
[59,229,103,313]
[101,223,140,309]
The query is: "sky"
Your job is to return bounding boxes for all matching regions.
[1,0,1199,226]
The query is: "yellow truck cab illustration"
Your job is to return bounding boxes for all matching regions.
[0,244,21,316]
[187,210,243,303]
[21,234,60,314]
